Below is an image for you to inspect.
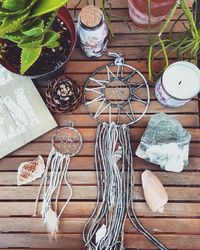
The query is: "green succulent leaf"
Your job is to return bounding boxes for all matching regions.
[32,0,70,17]
[0,10,29,36]
[46,41,59,48]
[21,18,44,36]
[0,6,14,17]
[4,31,26,42]
[43,11,57,31]
[42,31,59,47]
[2,0,26,11]
[20,47,42,74]
[19,34,44,48]
[0,0,37,17]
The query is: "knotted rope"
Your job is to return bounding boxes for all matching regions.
[83,122,168,250]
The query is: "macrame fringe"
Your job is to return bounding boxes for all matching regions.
[83,122,168,250]
[34,148,72,239]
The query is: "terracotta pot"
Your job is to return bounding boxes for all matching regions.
[128,0,176,28]
[0,7,76,80]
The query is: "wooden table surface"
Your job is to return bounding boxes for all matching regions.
[1,1,200,249]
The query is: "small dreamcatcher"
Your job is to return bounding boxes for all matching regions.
[83,53,168,250]
[34,122,82,239]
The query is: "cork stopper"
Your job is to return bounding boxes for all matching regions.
[80,5,102,28]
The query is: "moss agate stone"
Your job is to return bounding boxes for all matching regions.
[136,113,191,172]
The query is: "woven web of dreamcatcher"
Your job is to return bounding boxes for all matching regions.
[52,126,82,156]
[84,53,150,125]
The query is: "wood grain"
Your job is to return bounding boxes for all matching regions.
[0,1,200,249]
[0,186,200,201]
[8,141,200,157]
[1,156,200,171]
[0,171,200,186]
[1,218,199,234]
[0,234,200,249]
[0,202,199,217]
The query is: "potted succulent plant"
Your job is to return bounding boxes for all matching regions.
[0,0,76,79]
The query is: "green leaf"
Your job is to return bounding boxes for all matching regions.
[21,18,44,36]
[20,47,42,74]
[0,10,29,36]
[31,0,70,17]
[4,31,26,42]
[19,34,44,48]
[0,0,37,17]
[0,6,14,17]
[46,41,59,48]
[2,0,26,11]
[42,31,59,47]
[43,11,56,31]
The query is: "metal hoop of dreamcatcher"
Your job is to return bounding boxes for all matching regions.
[34,122,82,239]
[82,53,168,250]
[84,52,150,126]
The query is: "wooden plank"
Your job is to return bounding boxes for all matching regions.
[0,218,199,234]
[39,85,157,100]
[71,47,183,60]
[0,2,199,250]
[0,171,200,186]
[35,128,200,142]
[0,186,200,201]
[52,114,199,127]
[70,100,199,114]
[9,141,200,157]
[34,72,179,87]
[10,100,198,115]
[108,33,182,47]
[63,60,188,74]
[0,202,199,217]
[0,156,199,171]
[0,233,200,249]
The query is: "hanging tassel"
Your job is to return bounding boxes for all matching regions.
[83,122,168,250]
[44,207,59,240]
[83,123,126,250]
[34,148,71,240]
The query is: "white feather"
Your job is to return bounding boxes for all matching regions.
[44,207,59,239]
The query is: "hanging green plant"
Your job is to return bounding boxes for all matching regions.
[148,0,200,81]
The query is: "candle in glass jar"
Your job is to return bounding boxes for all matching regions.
[155,61,200,108]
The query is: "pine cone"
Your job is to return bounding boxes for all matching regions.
[46,74,83,114]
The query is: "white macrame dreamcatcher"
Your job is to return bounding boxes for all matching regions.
[83,53,168,250]
[34,122,82,239]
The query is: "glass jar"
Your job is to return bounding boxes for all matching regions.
[128,0,176,28]
[77,6,109,58]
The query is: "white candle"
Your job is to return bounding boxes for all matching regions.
[155,61,200,108]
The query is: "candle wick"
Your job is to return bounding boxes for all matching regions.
[178,81,182,85]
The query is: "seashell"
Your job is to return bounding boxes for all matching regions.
[96,224,107,244]
[17,155,45,185]
[142,170,168,213]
